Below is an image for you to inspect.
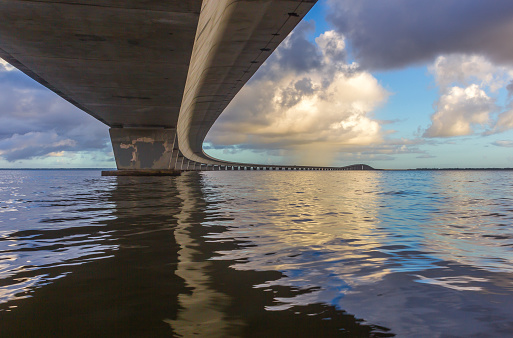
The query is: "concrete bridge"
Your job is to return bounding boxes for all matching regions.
[0,0,373,172]
[101,164,375,176]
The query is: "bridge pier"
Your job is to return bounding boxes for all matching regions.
[104,128,181,175]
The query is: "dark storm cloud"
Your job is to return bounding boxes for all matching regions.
[327,0,513,70]
[0,64,110,161]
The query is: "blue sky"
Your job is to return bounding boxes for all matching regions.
[2,0,513,169]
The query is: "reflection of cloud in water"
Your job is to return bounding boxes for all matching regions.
[2,169,513,336]
[200,170,513,336]
[414,275,488,291]
[0,172,118,305]
[1,170,386,336]
[414,171,513,273]
[204,171,392,308]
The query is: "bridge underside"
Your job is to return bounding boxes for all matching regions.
[0,1,202,128]
[0,0,374,171]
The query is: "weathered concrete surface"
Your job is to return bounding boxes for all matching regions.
[110,128,178,169]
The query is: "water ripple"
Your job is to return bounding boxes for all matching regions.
[1,170,513,336]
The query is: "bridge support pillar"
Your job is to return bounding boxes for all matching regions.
[109,128,180,171]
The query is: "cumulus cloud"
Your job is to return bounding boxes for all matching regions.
[485,78,513,135]
[206,24,391,165]
[0,58,111,163]
[424,84,495,137]
[424,54,513,137]
[326,1,513,140]
[326,0,513,70]
[430,54,513,91]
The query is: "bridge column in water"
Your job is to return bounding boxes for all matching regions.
[109,128,182,170]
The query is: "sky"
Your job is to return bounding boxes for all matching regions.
[2,0,513,169]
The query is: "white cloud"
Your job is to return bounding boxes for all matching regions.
[425,54,513,137]
[430,54,513,91]
[0,58,15,72]
[207,28,390,165]
[492,140,513,147]
[0,131,77,161]
[485,79,513,135]
[492,107,513,134]
[0,65,111,163]
[424,84,495,137]
[315,30,346,63]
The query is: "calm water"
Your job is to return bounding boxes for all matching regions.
[1,170,513,337]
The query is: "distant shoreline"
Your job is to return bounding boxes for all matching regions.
[387,168,513,171]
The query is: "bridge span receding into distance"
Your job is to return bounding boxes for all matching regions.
[0,0,374,172]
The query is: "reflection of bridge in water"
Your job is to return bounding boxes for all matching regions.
[0,1,373,172]
[0,171,390,336]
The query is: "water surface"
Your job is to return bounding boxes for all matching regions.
[1,170,513,337]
